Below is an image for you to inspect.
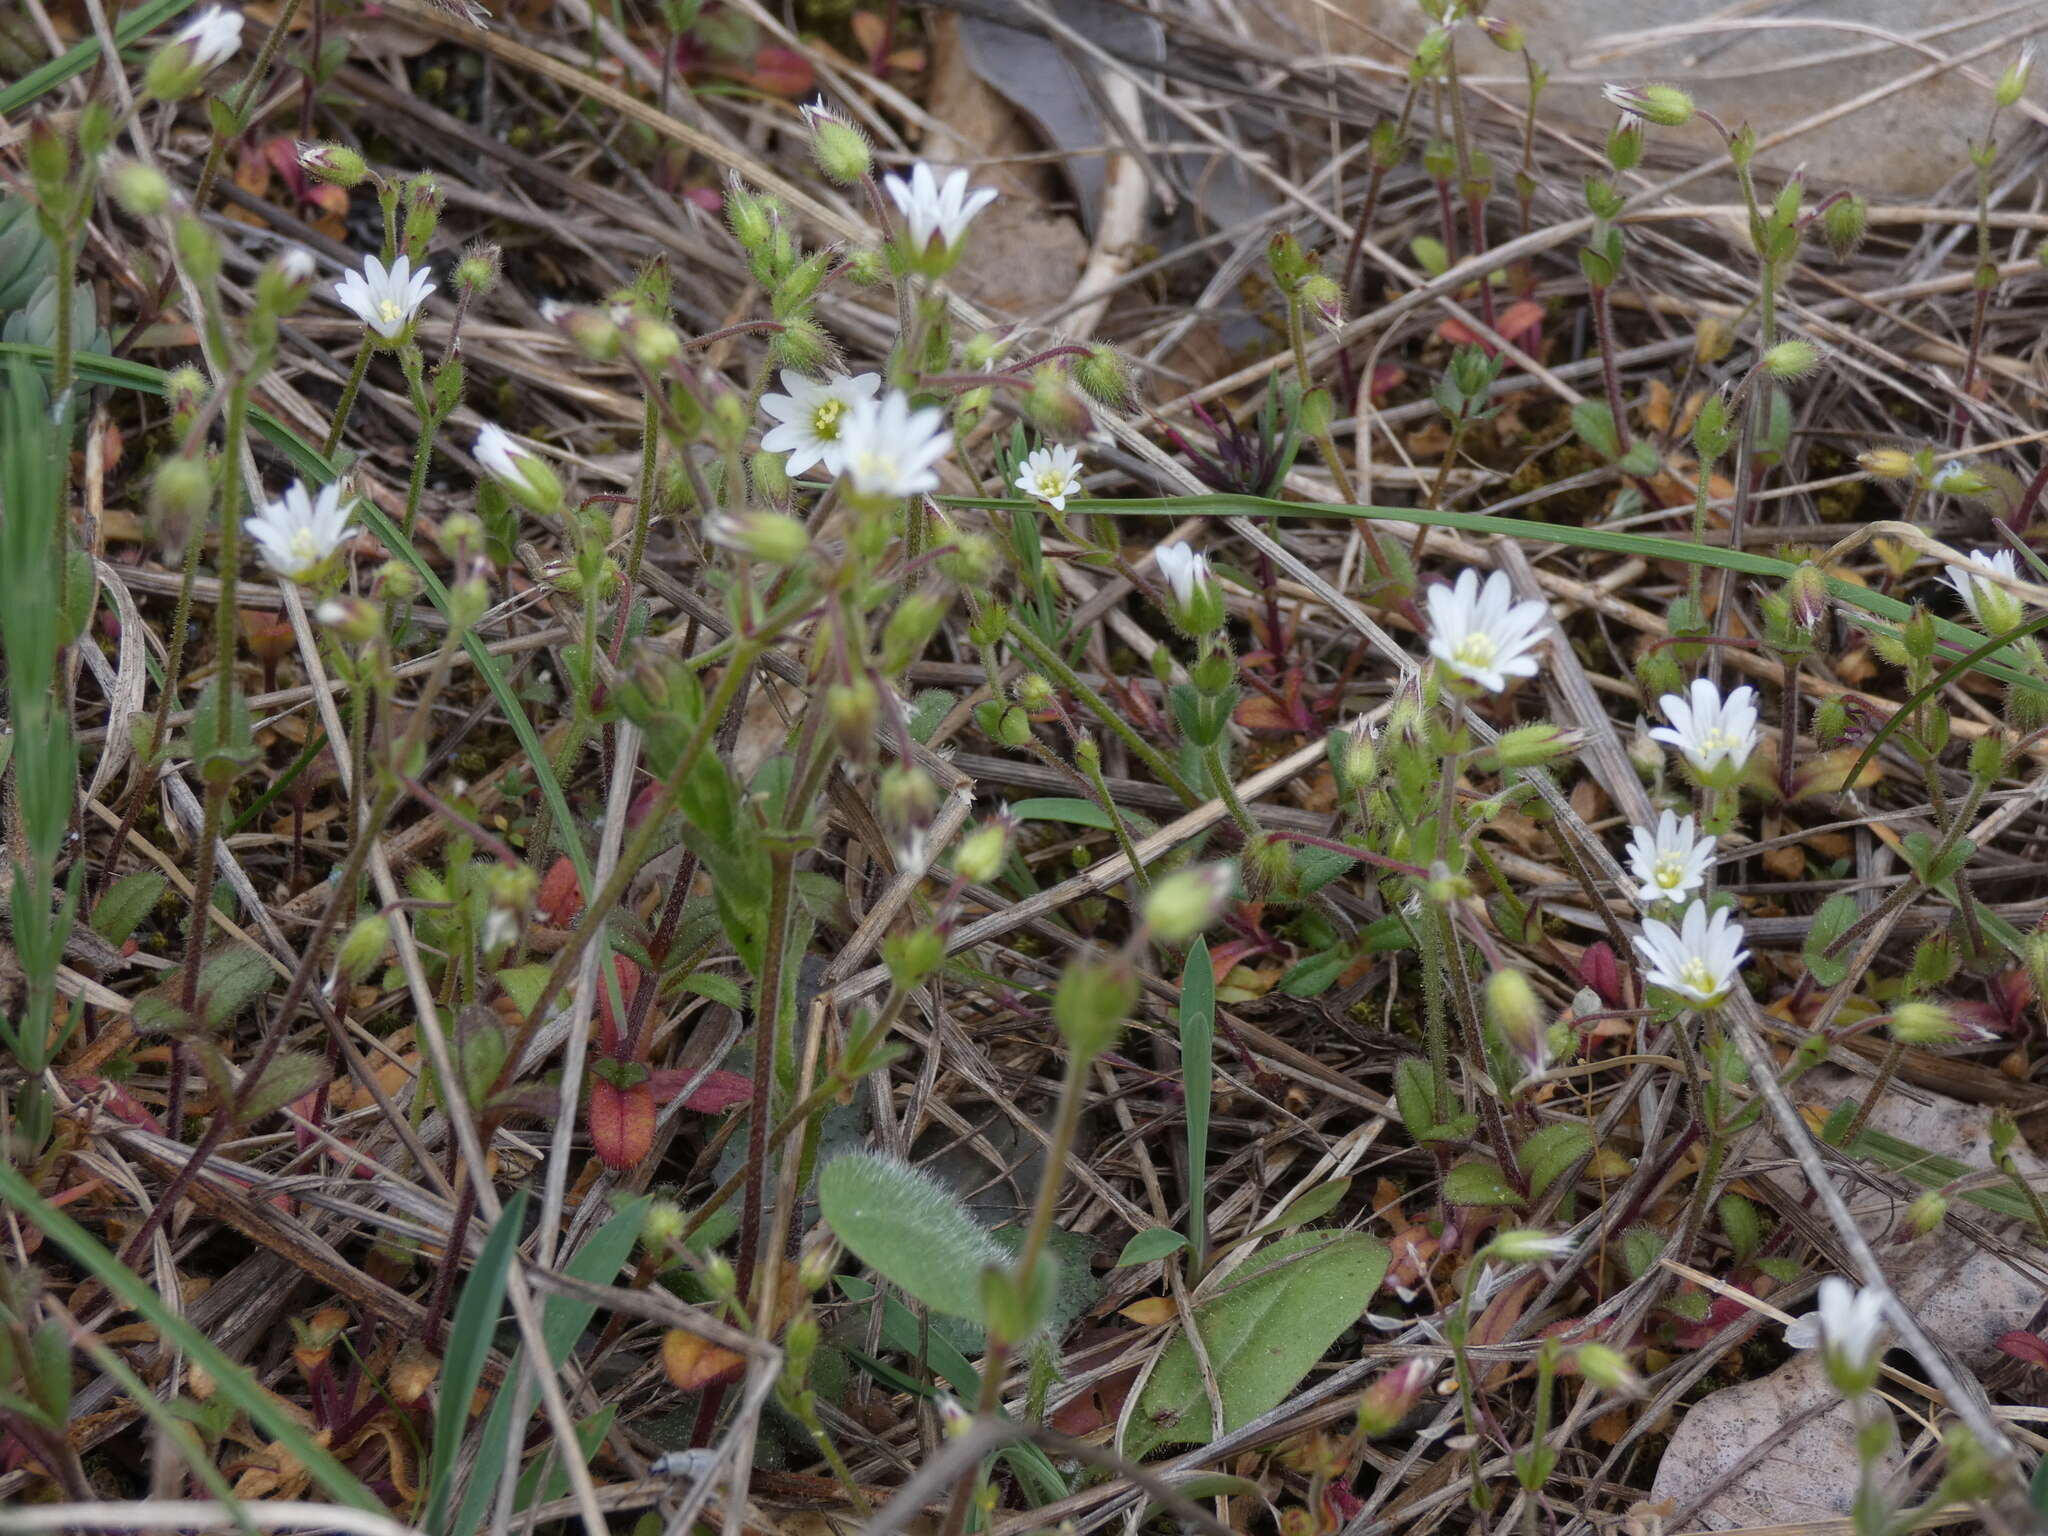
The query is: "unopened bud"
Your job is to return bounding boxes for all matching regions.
[1997,44,2035,109]
[1605,82,1695,128]
[1073,344,1134,411]
[335,913,391,984]
[1762,339,1821,379]
[642,1200,686,1249]
[1908,1190,1948,1235]
[315,595,379,644]
[1355,1359,1431,1437]
[1858,447,1916,479]
[801,103,872,185]
[108,159,173,218]
[1487,968,1548,1076]
[1821,194,1867,259]
[1053,953,1137,1060]
[1142,863,1234,944]
[705,509,808,565]
[1887,1001,1958,1045]
[952,816,1012,885]
[149,455,213,544]
[456,241,502,299]
[1784,563,1829,630]
[825,677,879,758]
[1572,1342,1641,1394]
[1695,314,1735,365]
[298,141,369,188]
[1477,16,1525,51]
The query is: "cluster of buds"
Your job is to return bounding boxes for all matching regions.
[1267,231,1344,331]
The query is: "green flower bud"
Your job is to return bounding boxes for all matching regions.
[456,241,501,299]
[1572,1342,1641,1394]
[108,159,173,218]
[1997,45,2035,108]
[642,1200,686,1249]
[1142,863,1234,944]
[1487,968,1548,1076]
[879,763,940,866]
[953,817,1013,885]
[1907,1190,1948,1236]
[1887,1001,1958,1045]
[881,590,950,675]
[826,677,879,759]
[801,103,872,185]
[1072,344,1134,411]
[1053,952,1137,1060]
[884,926,945,985]
[315,595,380,644]
[1821,194,1867,260]
[335,913,391,984]
[937,531,1000,586]
[1014,672,1055,712]
[1762,339,1821,379]
[298,141,368,188]
[150,454,213,547]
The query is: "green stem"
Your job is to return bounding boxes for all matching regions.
[736,843,796,1317]
[1201,738,1258,841]
[1002,613,1201,808]
[1077,747,1149,895]
[322,344,373,459]
[188,0,309,217]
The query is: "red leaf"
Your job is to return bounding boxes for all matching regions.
[71,1074,166,1134]
[1434,298,1545,356]
[588,1078,655,1170]
[648,1067,753,1113]
[537,856,582,928]
[1997,1330,2048,1370]
[1367,363,1407,405]
[1578,942,1623,1008]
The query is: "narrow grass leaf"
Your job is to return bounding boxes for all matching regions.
[1181,937,1214,1274]
[424,1188,528,1536]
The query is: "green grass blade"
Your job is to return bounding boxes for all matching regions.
[1181,937,1214,1276]
[0,1160,386,1514]
[424,1189,529,1536]
[0,0,192,115]
[447,1198,645,1536]
[1839,608,2048,791]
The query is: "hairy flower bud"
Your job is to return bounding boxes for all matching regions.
[298,141,369,188]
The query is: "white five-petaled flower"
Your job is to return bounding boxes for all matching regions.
[175,6,244,71]
[1785,1276,1887,1395]
[1650,678,1760,778]
[1633,899,1748,1008]
[247,480,357,583]
[1154,541,1214,610]
[1624,810,1716,908]
[758,370,882,477]
[882,163,998,256]
[333,253,435,340]
[1943,547,2024,632]
[1015,443,1083,512]
[837,390,951,499]
[1424,568,1548,693]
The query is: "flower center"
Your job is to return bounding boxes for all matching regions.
[284,528,324,571]
[1677,957,1721,996]
[376,297,404,326]
[811,398,846,441]
[1653,852,1687,890]
[1451,632,1499,671]
[1035,469,1067,498]
[1698,726,1741,757]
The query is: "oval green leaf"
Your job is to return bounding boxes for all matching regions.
[818,1152,1005,1325]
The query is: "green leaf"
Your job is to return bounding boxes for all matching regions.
[1181,939,1214,1270]
[1009,796,1114,830]
[1803,892,1860,986]
[1444,1160,1524,1208]
[198,945,274,1031]
[424,1189,528,1536]
[1118,1227,1189,1267]
[237,1050,332,1126]
[818,1152,1005,1326]
[447,1199,645,1536]
[906,688,953,744]
[1124,1231,1390,1458]
[1277,947,1346,998]
[0,1160,384,1512]
[1570,400,1620,460]
[1253,1177,1351,1236]
[674,972,744,1009]
[512,1405,615,1515]
[1718,1192,1763,1264]
[495,964,551,1021]
[1517,1123,1592,1199]
[89,869,164,945]
[1140,1473,1266,1524]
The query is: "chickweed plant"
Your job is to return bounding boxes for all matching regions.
[0,2,2045,1534]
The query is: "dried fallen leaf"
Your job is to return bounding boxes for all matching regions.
[662,1328,746,1391]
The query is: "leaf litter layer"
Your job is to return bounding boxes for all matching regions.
[4,4,2048,1536]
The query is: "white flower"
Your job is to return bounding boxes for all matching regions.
[758,370,882,477]
[1424,568,1548,693]
[1650,678,1759,777]
[838,390,951,499]
[1600,83,1635,113]
[1943,547,2023,631]
[1015,444,1083,512]
[175,6,243,71]
[333,253,435,340]
[1624,810,1716,907]
[1633,899,1748,1008]
[1786,1276,1887,1394]
[248,480,356,583]
[1154,541,1213,609]
[882,163,997,256]
[474,421,532,482]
